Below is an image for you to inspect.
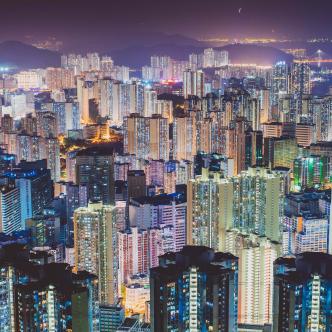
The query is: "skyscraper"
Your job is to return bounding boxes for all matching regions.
[26,214,61,247]
[150,246,238,331]
[45,67,75,90]
[315,96,332,141]
[149,114,169,161]
[272,61,289,106]
[264,137,299,169]
[4,159,54,227]
[234,117,247,174]
[123,113,150,160]
[226,231,280,325]
[118,227,149,287]
[0,183,21,234]
[187,167,283,251]
[282,190,331,255]
[99,79,118,121]
[0,243,99,331]
[291,62,311,96]
[293,155,330,191]
[43,136,61,182]
[202,48,229,68]
[124,113,169,161]
[129,193,186,252]
[172,114,197,161]
[259,88,271,124]
[183,69,205,98]
[273,252,332,332]
[74,202,118,304]
[100,303,125,332]
[143,89,157,117]
[75,145,115,205]
[187,168,227,250]
[290,62,311,117]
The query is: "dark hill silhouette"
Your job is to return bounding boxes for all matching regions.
[0,41,60,69]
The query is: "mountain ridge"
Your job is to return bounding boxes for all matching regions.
[0,40,61,69]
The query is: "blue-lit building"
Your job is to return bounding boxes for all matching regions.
[273,252,332,332]
[99,303,125,332]
[3,159,54,228]
[282,190,331,255]
[194,152,229,176]
[0,243,99,331]
[272,61,289,106]
[150,246,238,331]
[0,183,21,234]
[0,148,15,173]
[284,190,330,217]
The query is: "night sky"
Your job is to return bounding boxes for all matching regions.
[1,0,332,47]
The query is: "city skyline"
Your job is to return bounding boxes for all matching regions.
[1,1,332,331]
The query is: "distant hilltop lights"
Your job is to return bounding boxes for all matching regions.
[199,36,332,44]
[199,37,292,44]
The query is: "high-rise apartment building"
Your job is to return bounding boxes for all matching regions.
[183,69,205,98]
[75,146,115,205]
[148,114,169,160]
[234,117,247,174]
[143,89,157,117]
[291,62,311,96]
[118,227,147,286]
[150,55,172,80]
[124,113,169,161]
[4,159,54,227]
[123,113,150,160]
[202,48,229,68]
[129,194,186,252]
[226,231,280,325]
[150,246,238,331]
[0,183,21,234]
[172,114,196,161]
[187,167,283,251]
[74,202,118,304]
[282,190,331,255]
[272,61,289,106]
[187,169,228,250]
[273,252,332,332]
[155,99,173,123]
[45,67,75,90]
[15,70,43,90]
[0,243,99,331]
[293,155,330,191]
[290,62,311,116]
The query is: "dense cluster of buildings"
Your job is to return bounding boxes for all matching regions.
[0,46,331,331]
